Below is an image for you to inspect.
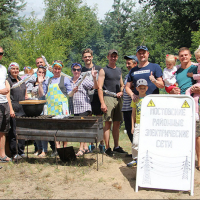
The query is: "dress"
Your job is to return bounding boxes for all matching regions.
[130,97,144,159]
[122,74,133,143]
[69,77,93,115]
[0,64,10,133]
[82,65,102,115]
[42,75,72,115]
[127,63,163,95]
[7,74,26,156]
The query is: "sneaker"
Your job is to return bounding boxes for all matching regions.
[196,113,199,121]
[51,151,58,157]
[105,148,114,157]
[113,146,128,154]
[20,154,27,158]
[13,154,22,160]
[99,144,105,153]
[127,160,137,167]
[88,145,95,153]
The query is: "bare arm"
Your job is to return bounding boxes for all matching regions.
[6,81,15,118]
[0,83,9,95]
[191,85,200,94]
[98,69,107,113]
[170,87,181,94]
[131,107,136,134]
[37,75,45,97]
[91,67,98,89]
[116,75,124,98]
[125,81,139,102]
[149,72,164,89]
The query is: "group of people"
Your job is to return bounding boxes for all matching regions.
[1,45,200,171]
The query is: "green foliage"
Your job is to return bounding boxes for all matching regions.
[139,0,200,48]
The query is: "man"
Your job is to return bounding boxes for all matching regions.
[82,48,102,116]
[0,46,11,165]
[98,49,127,156]
[35,57,54,78]
[81,48,104,152]
[125,45,164,100]
[122,55,138,144]
[170,47,200,170]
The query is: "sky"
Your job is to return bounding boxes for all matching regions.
[19,0,140,20]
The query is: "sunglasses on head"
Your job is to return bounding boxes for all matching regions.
[38,65,46,70]
[0,52,4,56]
[72,68,81,72]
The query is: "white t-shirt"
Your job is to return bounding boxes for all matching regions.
[0,64,8,103]
[163,65,180,87]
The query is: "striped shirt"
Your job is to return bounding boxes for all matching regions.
[121,74,133,112]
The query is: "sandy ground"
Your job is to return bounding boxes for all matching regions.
[0,136,200,199]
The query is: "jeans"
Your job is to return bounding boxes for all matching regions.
[35,140,48,152]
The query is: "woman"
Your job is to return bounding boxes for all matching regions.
[27,66,48,157]
[7,62,28,159]
[69,63,98,156]
[38,60,77,148]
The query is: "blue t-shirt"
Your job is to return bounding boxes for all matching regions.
[176,65,197,94]
[127,63,163,95]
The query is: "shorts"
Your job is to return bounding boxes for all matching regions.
[103,96,123,122]
[0,102,10,133]
[165,84,177,93]
[132,123,140,159]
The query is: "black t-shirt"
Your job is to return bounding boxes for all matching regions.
[103,65,121,95]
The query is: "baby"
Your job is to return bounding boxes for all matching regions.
[163,55,180,93]
[186,47,200,121]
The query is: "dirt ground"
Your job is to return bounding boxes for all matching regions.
[1,132,200,199]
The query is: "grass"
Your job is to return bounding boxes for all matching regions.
[0,126,134,199]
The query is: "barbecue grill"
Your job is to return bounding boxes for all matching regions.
[16,115,104,170]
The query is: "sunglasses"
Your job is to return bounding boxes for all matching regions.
[0,52,4,56]
[72,68,81,72]
[38,65,46,70]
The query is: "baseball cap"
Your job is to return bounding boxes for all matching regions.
[136,45,148,52]
[124,55,138,63]
[136,79,148,87]
[108,49,118,55]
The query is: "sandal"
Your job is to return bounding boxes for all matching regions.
[0,156,12,163]
[34,151,42,156]
[38,152,46,157]
[196,166,200,171]
[76,150,85,157]
[84,149,90,154]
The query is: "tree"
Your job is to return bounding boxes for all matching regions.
[0,0,26,66]
[138,0,200,48]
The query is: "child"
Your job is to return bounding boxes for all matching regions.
[186,47,200,121]
[162,54,180,93]
[127,79,148,167]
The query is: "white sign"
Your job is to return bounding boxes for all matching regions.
[135,95,195,196]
